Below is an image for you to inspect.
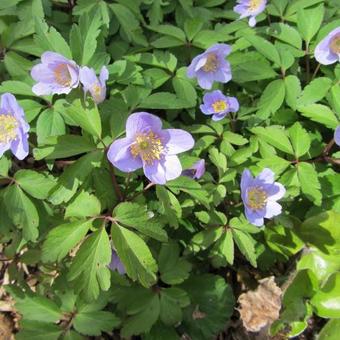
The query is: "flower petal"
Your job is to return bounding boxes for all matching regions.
[264,201,282,219]
[335,125,340,146]
[126,112,163,138]
[245,207,264,227]
[143,161,166,184]
[257,168,275,184]
[79,66,97,89]
[10,130,29,160]
[41,51,70,64]
[163,155,182,181]
[107,137,142,172]
[267,183,286,201]
[163,129,194,155]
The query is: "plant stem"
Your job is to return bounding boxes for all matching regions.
[109,163,124,202]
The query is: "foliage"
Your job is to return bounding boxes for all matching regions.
[0,0,340,339]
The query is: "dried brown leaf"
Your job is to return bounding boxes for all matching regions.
[238,277,282,333]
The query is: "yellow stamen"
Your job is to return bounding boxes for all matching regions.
[212,100,228,113]
[54,63,71,86]
[92,84,102,97]
[0,114,18,144]
[130,131,164,165]
[249,0,263,11]
[330,34,340,54]
[247,187,267,210]
[202,53,218,72]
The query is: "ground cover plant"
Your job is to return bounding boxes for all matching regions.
[0,0,340,339]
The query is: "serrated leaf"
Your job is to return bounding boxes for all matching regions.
[158,242,191,285]
[14,169,56,200]
[297,4,324,43]
[298,104,338,129]
[251,126,294,155]
[297,77,332,107]
[4,185,39,241]
[36,108,65,144]
[245,34,281,65]
[256,79,285,119]
[289,122,311,158]
[285,75,301,110]
[297,162,322,205]
[111,225,158,288]
[113,202,167,241]
[15,295,62,323]
[232,229,257,267]
[68,228,111,301]
[73,311,120,336]
[42,220,92,263]
[65,191,101,219]
[63,99,102,139]
[34,17,72,59]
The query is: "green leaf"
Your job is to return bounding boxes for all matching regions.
[297,162,322,205]
[311,272,340,318]
[159,288,189,326]
[318,319,340,340]
[139,92,194,109]
[180,274,234,340]
[270,23,302,49]
[220,229,234,265]
[49,151,103,205]
[256,79,285,119]
[113,202,167,242]
[288,122,311,158]
[298,104,338,129]
[63,99,102,138]
[297,77,332,107]
[4,51,33,78]
[70,8,102,64]
[149,24,186,42]
[14,169,56,200]
[110,3,147,47]
[65,191,101,219]
[297,4,324,43]
[36,108,65,145]
[297,248,340,282]
[68,228,111,301]
[34,17,72,59]
[33,135,97,160]
[251,126,294,155]
[73,311,120,336]
[232,229,257,267]
[42,220,92,263]
[285,75,301,110]
[230,52,277,83]
[296,211,340,255]
[0,80,34,96]
[245,34,281,65]
[121,293,160,337]
[4,185,39,241]
[16,321,62,340]
[158,242,192,285]
[111,224,158,288]
[15,295,62,323]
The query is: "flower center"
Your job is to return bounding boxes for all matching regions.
[249,0,263,11]
[212,100,228,113]
[330,34,340,54]
[54,63,71,86]
[92,84,102,97]
[247,187,268,210]
[0,114,18,144]
[202,53,218,72]
[130,131,164,165]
